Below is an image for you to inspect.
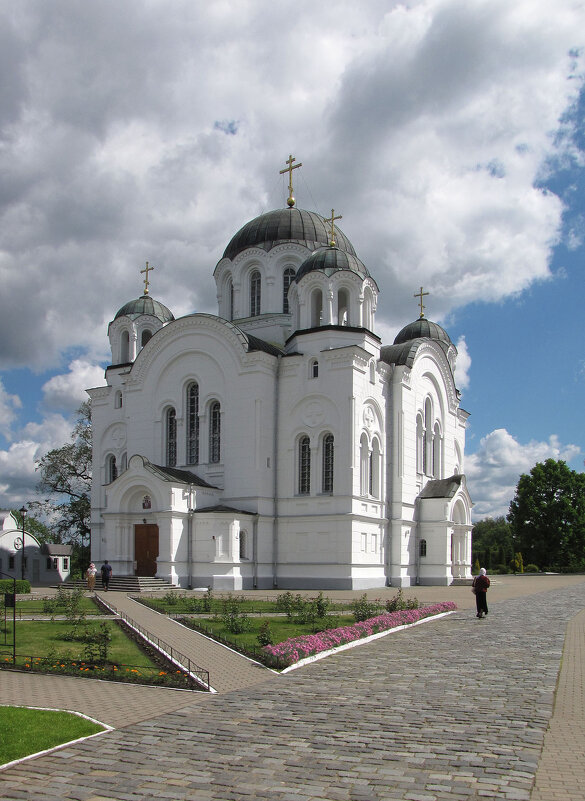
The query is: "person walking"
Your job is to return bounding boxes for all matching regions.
[100,560,113,591]
[473,567,490,618]
[85,562,97,592]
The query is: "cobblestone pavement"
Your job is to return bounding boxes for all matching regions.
[1,578,584,801]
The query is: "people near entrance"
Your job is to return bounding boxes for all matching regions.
[85,562,97,591]
[100,560,113,591]
[473,567,490,618]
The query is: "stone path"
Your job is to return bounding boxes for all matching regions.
[0,577,584,800]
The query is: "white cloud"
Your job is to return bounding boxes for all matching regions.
[466,428,581,519]
[0,380,22,440]
[453,336,471,391]
[41,359,106,413]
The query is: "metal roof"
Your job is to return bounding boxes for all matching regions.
[114,295,175,323]
[295,247,372,283]
[418,475,463,499]
[393,317,452,346]
[222,208,356,261]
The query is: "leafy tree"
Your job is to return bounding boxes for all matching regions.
[507,459,585,571]
[33,401,92,575]
[11,509,53,544]
[471,516,514,571]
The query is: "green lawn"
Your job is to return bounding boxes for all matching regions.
[0,706,104,765]
[137,594,361,616]
[1,620,159,667]
[13,596,103,617]
[182,614,356,650]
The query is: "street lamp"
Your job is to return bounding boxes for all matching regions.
[19,506,27,581]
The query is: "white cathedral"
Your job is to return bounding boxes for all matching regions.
[88,159,473,590]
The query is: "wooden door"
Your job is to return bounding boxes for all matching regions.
[134,525,159,576]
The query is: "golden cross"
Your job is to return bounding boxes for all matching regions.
[325,208,342,247]
[414,286,429,318]
[279,154,302,208]
[141,261,154,295]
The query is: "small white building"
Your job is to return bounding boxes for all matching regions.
[88,167,473,589]
[0,511,72,585]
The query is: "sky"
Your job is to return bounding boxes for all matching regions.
[0,0,584,521]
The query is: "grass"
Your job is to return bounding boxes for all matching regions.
[188,614,356,650]
[12,596,103,617]
[0,706,104,765]
[137,594,357,616]
[1,620,161,667]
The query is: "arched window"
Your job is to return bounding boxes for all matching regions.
[416,414,424,475]
[311,289,323,327]
[432,422,442,478]
[141,329,152,347]
[424,398,433,476]
[419,539,427,558]
[250,270,261,317]
[360,434,369,496]
[322,434,334,494]
[106,454,117,484]
[114,391,123,409]
[283,268,295,313]
[166,407,177,467]
[120,452,127,473]
[310,359,319,379]
[363,287,374,331]
[227,278,234,320]
[369,361,376,384]
[298,435,311,495]
[209,401,221,463]
[338,288,349,325]
[186,382,199,465]
[369,438,381,498]
[120,330,130,363]
[239,530,247,560]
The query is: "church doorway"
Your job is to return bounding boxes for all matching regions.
[134,524,159,576]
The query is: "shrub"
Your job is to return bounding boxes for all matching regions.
[524,563,539,572]
[257,621,274,646]
[350,594,380,622]
[0,580,31,594]
[220,596,251,634]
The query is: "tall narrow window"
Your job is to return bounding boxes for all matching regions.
[322,434,334,494]
[299,436,311,495]
[416,414,424,474]
[311,289,323,327]
[420,539,427,557]
[209,401,221,463]
[226,278,234,320]
[141,329,152,347]
[186,382,200,464]
[120,330,130,363]
[107,454,117,483]
[283,268,295,313]
[166,407,177,467]
[360,434,369,496]
[250,270,261,317]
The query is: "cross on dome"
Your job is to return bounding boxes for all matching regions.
[325,208,342,247]
[414,286,429,318]
[279,154,302,208]
[141,261,154,295]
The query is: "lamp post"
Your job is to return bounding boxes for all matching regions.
[19,505,27,581]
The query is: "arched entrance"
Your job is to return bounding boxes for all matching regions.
[134,524,159,576]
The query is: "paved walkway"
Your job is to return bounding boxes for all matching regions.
[0,576,584,800]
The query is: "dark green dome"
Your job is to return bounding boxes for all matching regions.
[114,295,175,323]
[393,317,451,346]
[296,247,371,282]
[223,208,356,261]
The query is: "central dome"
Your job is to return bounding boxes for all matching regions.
[223,207,356,261]
[114,295,175,323]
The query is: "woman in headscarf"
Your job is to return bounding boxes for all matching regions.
[85,562,97,592]
[473,567,490,618]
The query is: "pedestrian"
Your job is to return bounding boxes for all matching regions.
[473,567,490,618]
[100,560,113,591]
[85,562,97,592]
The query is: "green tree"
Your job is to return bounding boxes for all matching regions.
[507,459,585,571]
[471,516,513,571]
[33,401,92,575]
[11,509,53,545]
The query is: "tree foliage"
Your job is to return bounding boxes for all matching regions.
[507,459,585,571]
[11,509,53,545]
[33,402,92,571]
[471,516,514,571]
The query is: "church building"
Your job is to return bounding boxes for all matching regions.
[88,157,473,589]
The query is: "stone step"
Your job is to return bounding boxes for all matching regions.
[60,576,178,592]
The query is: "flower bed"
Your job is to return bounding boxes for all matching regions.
[262,602,456,667]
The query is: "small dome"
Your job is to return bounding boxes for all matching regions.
[114,295,175,323]
[393,317,452,346]
[295,247,371,282]
[223,207,356,261]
